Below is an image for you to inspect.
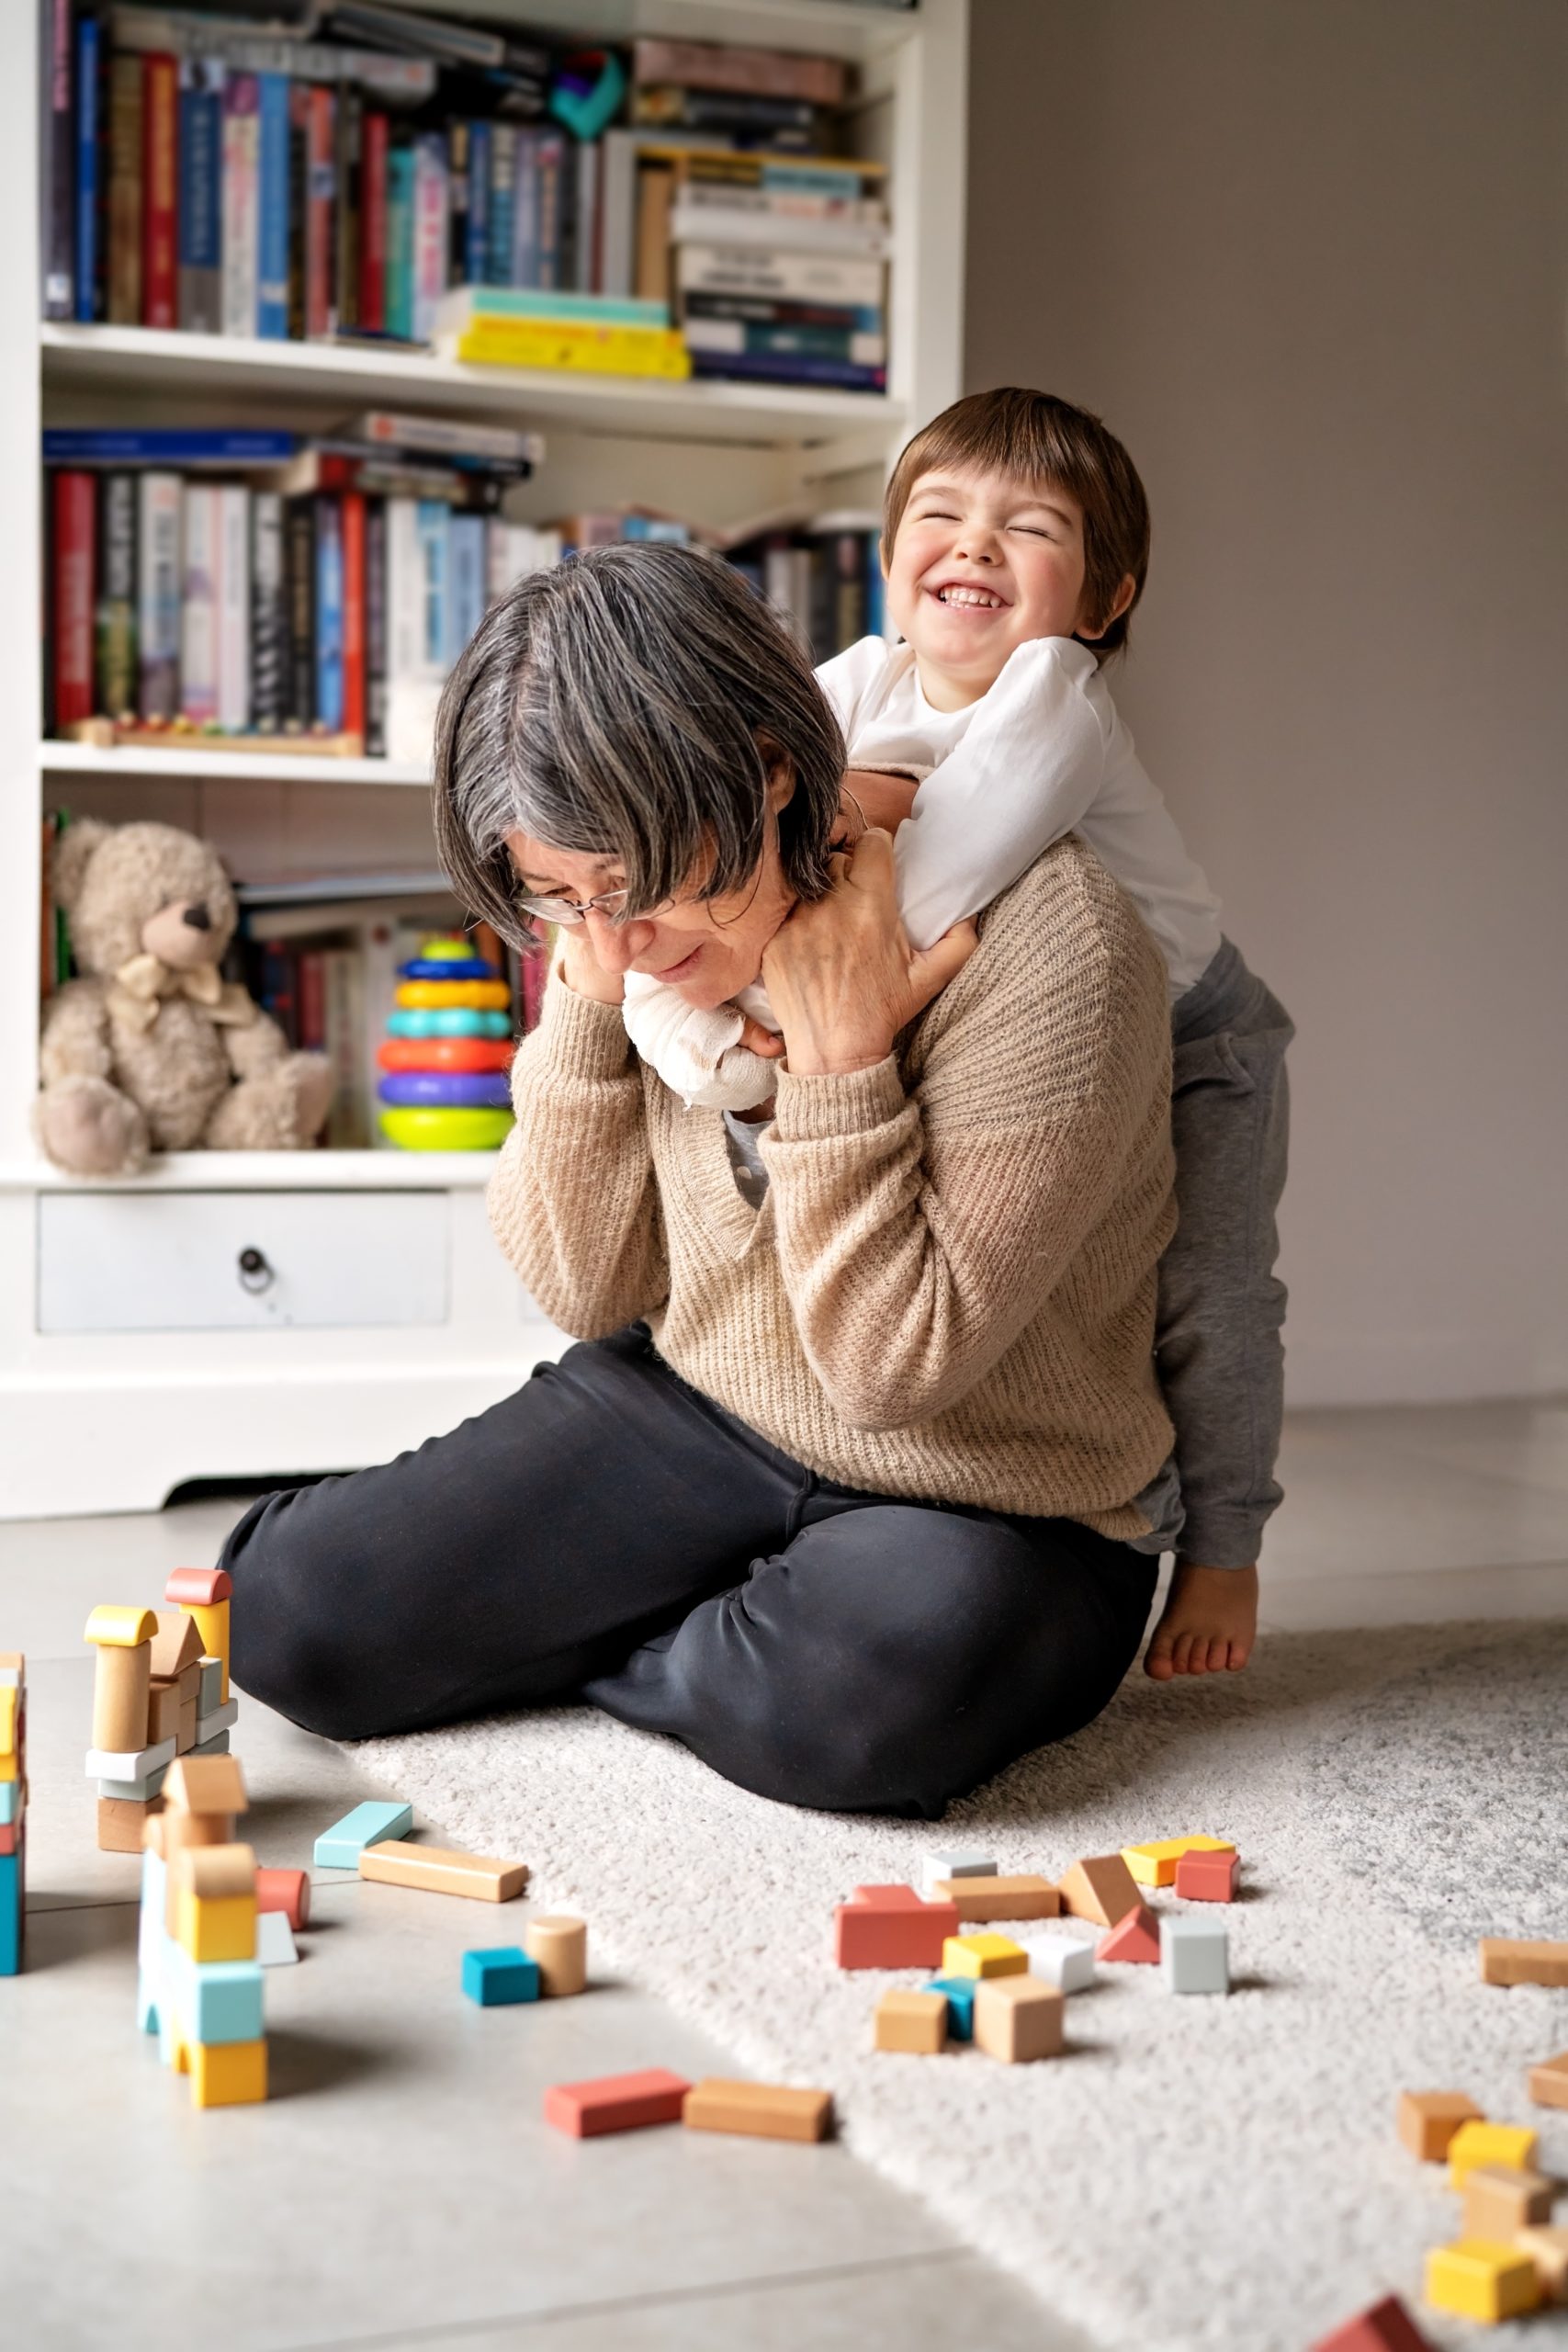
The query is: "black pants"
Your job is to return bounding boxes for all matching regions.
[223,1325,1158,1819]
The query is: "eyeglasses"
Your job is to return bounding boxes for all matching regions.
[514,885,639,928]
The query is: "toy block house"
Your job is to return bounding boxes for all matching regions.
[0,1654,25,1976]
[85,1572,239,1851]
[147,1610,205,1756]
[138,1754,266,2109]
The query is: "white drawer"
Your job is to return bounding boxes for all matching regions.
[37,1191,449,1333]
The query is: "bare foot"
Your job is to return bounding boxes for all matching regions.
[1144,1563,1258,1679]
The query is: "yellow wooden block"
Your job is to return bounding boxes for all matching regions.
[941,1932,1027,1980]
[1448,2120,1537,2186]
[83,1604,158,1648]
[186,1601,230,1701]
[0,1685,16,1757]
[176,1890,257,1963]
[190,2037,267,2109]
[1426,2238,1541,2322]
[0,1750,16,1784]
[1122,1836,1235,1888]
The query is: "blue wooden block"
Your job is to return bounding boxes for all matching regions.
[171,1951,265,2044]
[0,1780,18,1826]
[923,1975,976,2042]
[313,1800,413,1871]
[0,1853,20,1976]
[462,1947,540,2007]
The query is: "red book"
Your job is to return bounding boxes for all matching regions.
[52,471,97,729]
[305,85,335,337]
[297,951,326,1051]
[141,52,178,329]
[341,491,366,743]
[358,111,388,332]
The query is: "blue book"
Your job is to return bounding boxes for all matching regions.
[315,498,344,729]
[74,15,100,322]
[255,72,290,339]
[689,352,887,393]
[416,500,449,671]
[386,142,415,340]
[447,513,486,665]
[43,428,298,464]
[487,122,516,287]
[176,60,223,333]
[864,537,886,639]
[466,119,491,285]
[511,128,538,288]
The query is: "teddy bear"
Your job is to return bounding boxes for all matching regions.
[36,817,333,1176]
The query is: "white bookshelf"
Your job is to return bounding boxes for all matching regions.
[0,0,970,1518]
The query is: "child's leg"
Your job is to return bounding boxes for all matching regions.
[1145,941,1293,1679]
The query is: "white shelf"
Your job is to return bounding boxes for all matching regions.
[0,1149,500,1193]
[40,323,905,449]
[41,741,432,787]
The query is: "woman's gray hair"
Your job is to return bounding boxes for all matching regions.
[434,542,847,945]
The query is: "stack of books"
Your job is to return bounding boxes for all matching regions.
[433,286,689,379]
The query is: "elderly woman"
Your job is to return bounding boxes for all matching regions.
[225,545,1176,1819]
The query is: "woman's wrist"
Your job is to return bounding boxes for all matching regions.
[555,928,625,1007]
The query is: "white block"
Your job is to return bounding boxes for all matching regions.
[0,1665,22,1688]
[1161,1915,1229,1995]
[255,1909,299,1967]
[96,1759,171,1803]
[1019,1934,1098,1993]
[197,1657,223,1713]
[191,1729,231,1758]
[194,1697,238,1742]
[85,1737,176,1783]
[919,1849,998,1900]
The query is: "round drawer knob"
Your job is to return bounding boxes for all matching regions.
[237,1246,275,1295]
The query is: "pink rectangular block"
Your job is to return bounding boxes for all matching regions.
[543,2067,693,2138]
[1175,1849,1239,1902]
[834,1895,960,1970]
[852,1883,928,1909]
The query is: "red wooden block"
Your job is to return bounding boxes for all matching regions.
[835,1894,960,1970]
[1175,1849,1239,1902]
[255,1866,310,1930]
[1097,1902,1161,1963]
[0,1822,15,1858]
[543,2068,693,2138]
[164,1566,232,1607]
[1308,2292,1437,2352]
[852,1883,928,1909]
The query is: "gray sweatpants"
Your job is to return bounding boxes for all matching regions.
[1134,937,1294,1569]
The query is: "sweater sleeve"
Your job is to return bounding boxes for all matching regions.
[487,972,669,1338]
[761,861,1170,1431]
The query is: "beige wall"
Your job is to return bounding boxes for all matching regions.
[964,0,1568,1404]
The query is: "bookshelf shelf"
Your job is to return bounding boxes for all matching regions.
[40,741,432,788]
[40,324,907,450]
[0,1149,498,1194]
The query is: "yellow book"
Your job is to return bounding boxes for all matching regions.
[446,323,693,381]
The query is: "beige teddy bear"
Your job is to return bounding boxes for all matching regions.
[36,818,333,1176]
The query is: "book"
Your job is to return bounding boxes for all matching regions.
[315,495,344,730]
[415,499,446,671]
[284,494,316,726]
[250,489,288,729]
[683,317,886,368]
[107,51,144,323]
[221,74,260,336]
[107,8,439,99]
[176,57,224,332]
[74,12,102,323]
[52,473,97,729]
[141,52,179,328]
[447,511,485,666]
[437,318,693,379]
[599,128,637,300]
[411,131,447,340]
[359,107,389,331]
[682,288,882,333]
[487,119,515,286]
[445,116,469,285]
[43,428,298,464]
[333,82,361,332]
[630,39,847,109]
[433,285,667,334]
[364,492,387,755]
[348,410,545,464]
[669,201,889,259]
[676,242,885,309]
[632,88,826,141]
[341,490,366,743]
[96,473,140,718]
[255,71,291,337]
[137,471,182,720]
[689,349,886,391]
[288,79,309,336]
[303,83,335,334]
[179,483,220,723]
[511,125,538,289]
[41,0,74,319]
[218,484,252,729]
[465,117,490,286]
[385,136,414,338]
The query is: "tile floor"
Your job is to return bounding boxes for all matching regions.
[2,1395,1564,2352]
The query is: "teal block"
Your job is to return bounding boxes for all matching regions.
[923,1976,976,2041]
[171,1952,265,2045]
[462,1947,539,2007]
[0,1853,20,1976]
[0,1781,18,1826]
[313,1800,413,1871]
[137,1967,160,2034]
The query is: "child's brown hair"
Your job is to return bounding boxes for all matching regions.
[883,387,1151,659]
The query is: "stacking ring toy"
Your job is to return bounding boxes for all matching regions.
[378,1036,513,1074]
[386,1007,512,1040]
[378,1106,514,1150]
[378,1071,513,1109]
[395,978,511,1011]
[398,956,498,983]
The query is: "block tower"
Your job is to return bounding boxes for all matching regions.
[138,1754,267,2108]
[378,933,514,1151]
[0,1653,25,1974]
[84,1567,238,1851]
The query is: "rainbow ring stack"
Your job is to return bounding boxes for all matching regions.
[379,935,515,1151]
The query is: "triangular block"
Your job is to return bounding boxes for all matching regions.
[1097,1902,1161,1963]
[1059,1852,1141,1928]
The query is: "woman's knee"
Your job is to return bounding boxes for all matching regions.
[223,1483,387,1740]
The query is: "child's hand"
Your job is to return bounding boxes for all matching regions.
[1144,1563,1258,1679]
[738,1017,785,1060]
[837,767,919,840]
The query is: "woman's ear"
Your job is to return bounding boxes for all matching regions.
[757,739,796,813]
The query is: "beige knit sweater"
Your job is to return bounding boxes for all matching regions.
[489,835,1177,1538]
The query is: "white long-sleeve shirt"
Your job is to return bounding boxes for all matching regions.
[622,633,1223,1111]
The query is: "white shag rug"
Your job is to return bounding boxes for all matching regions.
[354,1618,1568,2352]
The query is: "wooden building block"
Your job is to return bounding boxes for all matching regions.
[1174,1849,1239,1902]
[1424,2238,1540,2323]
[1307,2291,1438,2350]
[1098,1903,1162,1964]
[0,1779,18,1825]
[972,1974,1064,2063]
[1397,2089,1484,2161]
[197,1657,223,1714]
[147,1679,183,1747]
[1447,2120,1537,2186]
[96,1795,160,1853]
[169,1951,265,2044]
[194,1698,239,1744]
[186,2036,267,2109]
[85,1737,176,1784]
[254,1867,310,1929]
[1516,2226,1568,2304]
[0,1822,15,1857]
[162,1753,246,1819]
[1528,2050,1568,2109]
[0,1852,19,1975]
[1461,2163,1553,2235]
[922,1976,977,2041]
[1058,1853,1140,1928]
[940,1932,1026,1980]
[359,1840,528,1903]
[834,1893,958,1971]
[174,1842,257,1963]
[176,1699,198,1755]
[255,1910,299,1966]
[84,1604,157,1753]
[462,1947,539,2006]
[1122,1835,1235,1889]
[933,1874,1060,1922]
[147,1610,204,1681]
[0,1654,23,1685]
[874,1988,948,2053]
[524,1914,587,1996]
[545,2068,691,2137]
[1019,1934,1098,1993]
[164,1567,232,1702]
[0,1685,17,1755]
[682,2078,833,2143]
[919,1849,997,1899]
[1480,1936,1568,1988]
[851,1883,931,1908]
[313,1800,414,1870]
[1161,1914,1230,1995]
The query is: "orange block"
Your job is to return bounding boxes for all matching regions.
[834,1890,958,1970]
[1307,2292,1438,2350]
[1058,1853,1140,1929]
[1397,2089,1483,2162]
[1097,1902,1161,1964]
[544,2069,691,2137]
[682,2079,833,2143]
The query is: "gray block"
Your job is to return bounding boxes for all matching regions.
[919,1849,998,1898]
[1161,1914,1229,1995]
[197,1656,223,1713]
[1019,1934,1098,1993]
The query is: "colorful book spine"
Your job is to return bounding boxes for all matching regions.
[287,81,309,337]
[676,243,884,308]
[412,133,448,341]
[179,484,220,723]
[359,110,389,332]
[415,501,448,673]
[52,473,97,729]
[43,429,297,463]
[218,485,252,729]
[437,286,667,331]
[304,85,336,337]
[41,0,74,319]
[466,119,491,287]
[446,119,469,288]
[250,491,288,729]
[284,496,316,726]
[689,349,885,390]
[137,472,182,721]
[511,128,538,289]
[221,75,260,337]
[141,53,179,329]
[683,317,886,366]
[255,73,291,339]
[446,320,693,380]
[107,54,145,325]
[446,512,485,667]
[74,14,101,322]
[341,491,367,743]
[385,141,415,340]
[364,495,388,756]
[333,85,362,334]
[176,60,224,334]
[96,474,139,718]
[487,123,516,287]
[315,497,344,731]
[536,130,564,291]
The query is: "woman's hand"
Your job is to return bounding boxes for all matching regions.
[555,923,625,1007]
[837,767,919,840]
[761,829,977,1080]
